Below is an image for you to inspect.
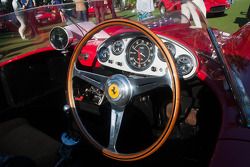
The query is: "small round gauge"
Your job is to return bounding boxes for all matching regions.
[50,27,72,50]
[176,54,194,76]
[158,42,176,62]
[98,47,110,62]
[126,38,155,71]
[111,40,125,55]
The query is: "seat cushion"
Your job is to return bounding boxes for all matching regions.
[0,118,60,167]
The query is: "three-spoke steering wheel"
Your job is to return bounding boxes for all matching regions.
[67,19,180,161]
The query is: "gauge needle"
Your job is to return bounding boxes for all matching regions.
[138,48,141,64]
[133,46,146,58]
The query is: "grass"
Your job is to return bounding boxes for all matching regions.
[207,0,250,34]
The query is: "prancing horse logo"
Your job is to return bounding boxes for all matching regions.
[111,86,117,95]
[108,84,119,99]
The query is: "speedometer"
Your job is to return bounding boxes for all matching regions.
[126,38,155,71]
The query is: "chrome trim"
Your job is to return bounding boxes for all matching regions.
[158,34,198,80]
[207,27,250,127]
[105,74,133,107]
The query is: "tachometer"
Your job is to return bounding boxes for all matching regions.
[126,38,155,71]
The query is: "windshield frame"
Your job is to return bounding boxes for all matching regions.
[207,27,250,127]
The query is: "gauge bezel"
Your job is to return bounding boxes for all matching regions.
[126,37,155,71]
[97,47,110,63]
[49,26,73,51]
[111,39,125,55]
[175,54,197,79]
[158,42,176,62]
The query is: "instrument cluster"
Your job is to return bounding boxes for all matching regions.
[97,33,198,79]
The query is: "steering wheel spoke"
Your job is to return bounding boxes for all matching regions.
[107,105,125,152]
[130,74,172,96]
[73,64,108,91]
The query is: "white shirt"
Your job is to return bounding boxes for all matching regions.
[12,0,23,11]
[136,0,154,13]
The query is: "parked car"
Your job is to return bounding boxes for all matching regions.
[158,0,230,15]
[0,1,250,167]
[35,6,62,26]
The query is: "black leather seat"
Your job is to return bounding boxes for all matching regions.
[0,154,36,167]
[0,118,60,167]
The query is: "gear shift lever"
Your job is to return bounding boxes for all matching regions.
[54,105,80,167]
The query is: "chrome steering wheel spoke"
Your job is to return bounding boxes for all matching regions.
[107,105,125,152]
[130,74,172,96]
[73,64,108,91]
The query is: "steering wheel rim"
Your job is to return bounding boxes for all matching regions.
[67,18,181,161]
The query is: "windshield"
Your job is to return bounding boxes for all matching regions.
[0,0,209,61]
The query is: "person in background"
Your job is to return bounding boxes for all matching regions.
[84,0,89,21]
[227,0,234,4]
[181,0,206,28]
[192,0,206,17]
[22,0,38,37]
[136,0,154,21]
[92,0,105,23]
[12,0,27,39]
[107,0,116,18]
[74,0,87,21]
[61,0,74,25]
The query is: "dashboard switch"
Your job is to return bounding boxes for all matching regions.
[108,60,113,64]
[151,66,157,72]
[116,62,122,66]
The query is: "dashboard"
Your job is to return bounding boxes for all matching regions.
[97,32,198,79]
[49,27,198,80]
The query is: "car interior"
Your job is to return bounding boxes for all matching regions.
[0,34,222,167]
[0,2,226,167]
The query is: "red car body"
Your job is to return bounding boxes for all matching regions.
[158,0,230,15]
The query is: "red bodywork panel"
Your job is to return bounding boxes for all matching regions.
[210,23,250,167]
[0,47,55,68]
[78,41,102,67]
[222,22,250,102]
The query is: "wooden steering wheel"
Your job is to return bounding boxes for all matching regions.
[67,19,180,161]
